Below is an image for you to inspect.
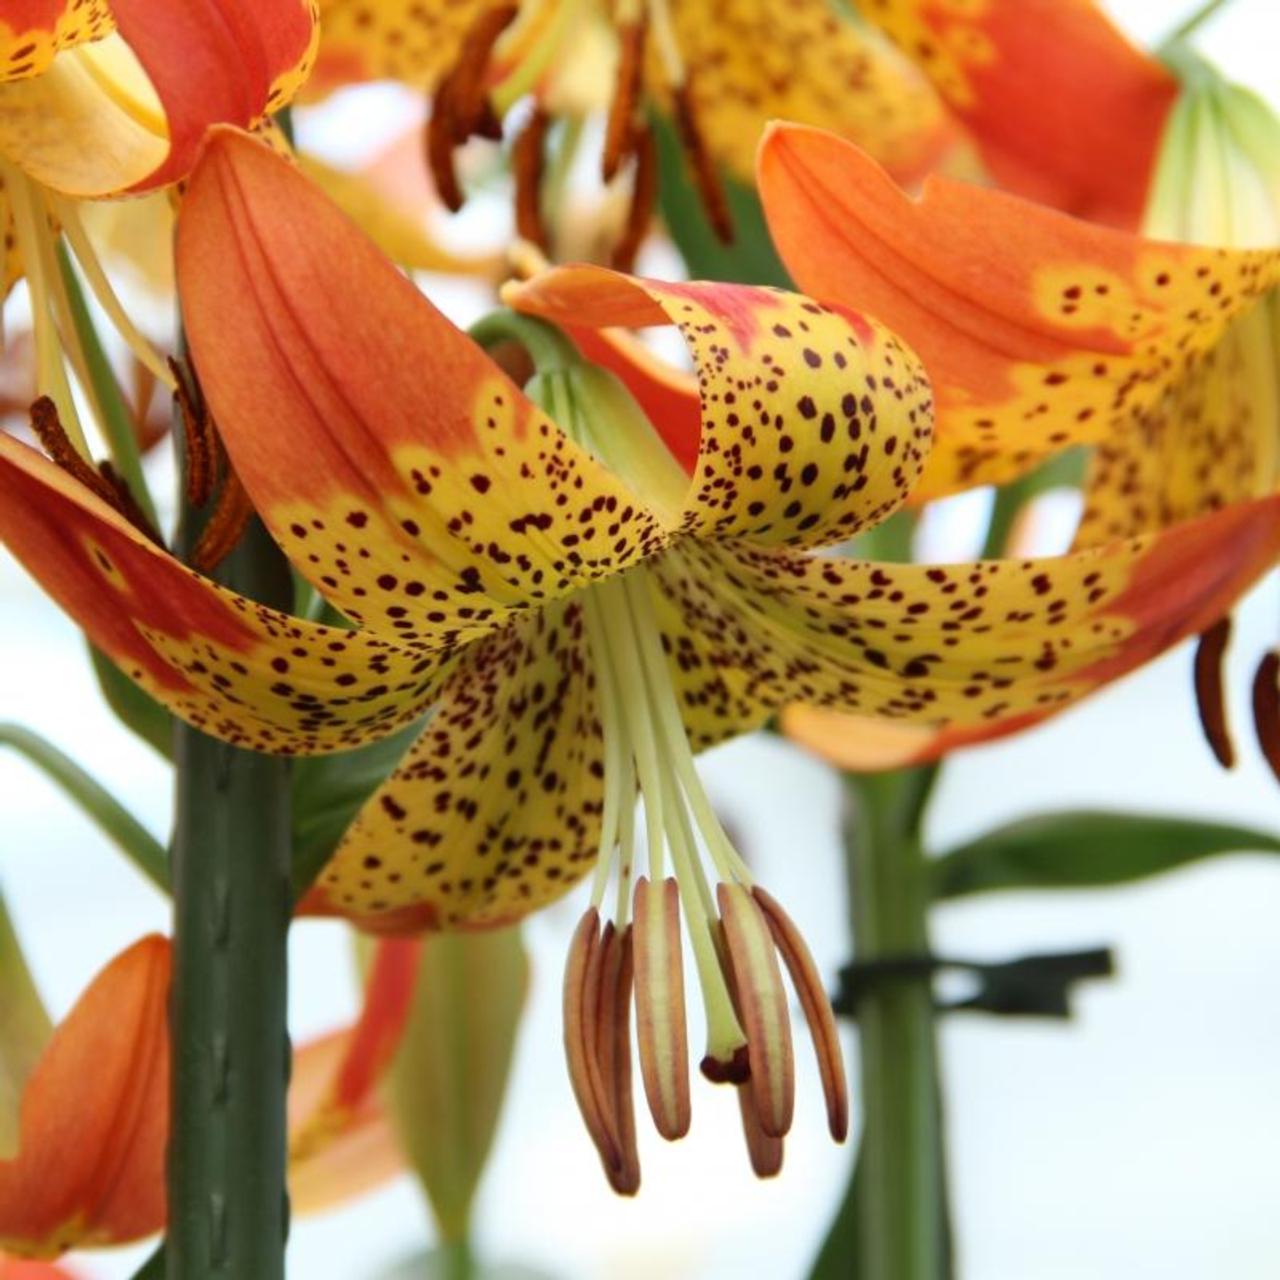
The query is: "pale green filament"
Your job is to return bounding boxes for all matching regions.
[491,0,588,115]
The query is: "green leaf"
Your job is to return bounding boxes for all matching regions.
[290,717,426,899]
[931,811,1280,900]
[129,1241,166,1280]
[388,927,530,1245]
[809,1146,860,1279]
[377,1248,554,1280]
[89,645,174,760]
[652,113,791,287]
[0,892,52,1160]
[0,722,169,892]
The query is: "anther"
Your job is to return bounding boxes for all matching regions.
[1252,650,1280,784]
[602,16,648,183]
[595,922,640,1194]
[671,82,733,244]
[754,887,849,1142]
[632,876,691,1140]
[737,1083,784,1178]
[191,466,254,574]
[610,127,657,273]
[717,883,794,1140]
[170,356,217,509]
[512,107,552,251]
[1194,616,1236,768]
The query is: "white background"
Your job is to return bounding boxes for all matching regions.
[2,2,1278,1277]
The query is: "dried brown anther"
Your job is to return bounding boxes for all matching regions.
[671,81,734,244]
[1252,650,1280,784]
[602,17,648,183]
[190,465,254,574]
[512,107,553,250]
[610,127,657,273]
[594,922,640,1194]
[1194,615,1236,768]
[169,355,217,508]
[736,1083,784,1179]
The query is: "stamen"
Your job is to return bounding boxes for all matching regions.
[736,1084,784,1179]
[670,82,734,244]
[191,466,254,574]
[610,127,657,273]
[97,460,164,549]
[563,908,625,1178]
[512,107,552,250]
[170,357,217,509]
[595,922,640,1194]
[717,883,795,1140]
[754,887,849,1142]
[602,12,648,182]
[631,876,691,1140]
[1194,616,1236,768]
[425,89,466,212]
[1252,650,1280,784]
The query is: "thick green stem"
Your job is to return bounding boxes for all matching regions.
[844,769,949,1280]
[167,513,293,1280]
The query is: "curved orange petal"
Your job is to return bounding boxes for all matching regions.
[0,433,452,755]
[114,0,318,191]
[758,124,1280,501]
[0,937,169,1257]
[0,1257,80,1279]
[861,0,1177,228]
[0,1,114,81]
[508,265,934,548]
[178,129,666,640]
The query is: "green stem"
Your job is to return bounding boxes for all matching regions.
[441,1236,475,1280]
[1161,0,1235,45]
[55,241,159,530]
[468,309,580,373]
[167,513,293,1273]
[843,768,949,1280]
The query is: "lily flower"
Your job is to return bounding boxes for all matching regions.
[856,0,1178,229]
[0,0,318,452]
[0,930,417,1260]
[3,130,1280,1188]
[304,0,957,264]
[759,82,1280,773]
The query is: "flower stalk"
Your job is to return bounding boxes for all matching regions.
[843,766,950,1280]
[167,410,293,1278]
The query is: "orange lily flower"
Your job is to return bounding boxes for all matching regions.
[304,0,957,264]
[857,0,1178,229]
[0,931,415,1261]
[3,129,1280,1188]
[0,1260,77,1279]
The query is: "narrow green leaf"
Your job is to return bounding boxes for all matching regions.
[809,1146,860,1279]
[0,722,168,892]
[377,1249,554,1280]
[652,113,791,287]
[130,1241,166,1280]
[931,810,1280,900]
[89,645,174,760]
[0,892,52,1159]
[388,927,530,1245]
[290,717,426,899]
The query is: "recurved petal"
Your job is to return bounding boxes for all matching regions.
[0,433,453,755]
[759,124,1280,501]
[0,936,169,1257]
[860,0,1177,228]
[668,0,958,187]
[649,496,1280,752]
[308,595,602,931]
[780,706,1004,771]
[179,131,665,646]
[0,0,114,82]
[508,266,934,548]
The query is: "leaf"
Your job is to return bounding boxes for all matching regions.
[809,1145,860,1280]
[931,811,1280,900]
[652,113,791,287]
[89,645,173,760]
[0,722,168,893]
[290,716,426,899]
[376,1249,554,1280]
[388,927,530,1245]
[0,894,52,1160]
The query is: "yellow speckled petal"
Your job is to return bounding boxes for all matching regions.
[760,124,1280,501]
[309,596,602,932]
[648,496,1280,751]
[1077,294,1280,545]
[508,266,935,548]
[179,130,667,650]
[667,0,956,186]
[0,0,113,83]
[0,433,455,756]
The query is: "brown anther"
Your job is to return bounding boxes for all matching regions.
[717,883,794,1140]
[425,3,518,211]
[1194,616,1236,769]
[754,887,849,1143]
[97,461,164,549]
[632,876,691,1140]
[169,356,217,508]
[512,107,552,250]
[190,465,254,573]
[595,922,640,1195]
[610,126,657,273]
[671,81,733,244]
[29,397,119,508]
[699,1041,749,1085]
[1252,650,1280,784]
[602,17,648,183]
[563,909,625,1180]
[736,1084,784,1179]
